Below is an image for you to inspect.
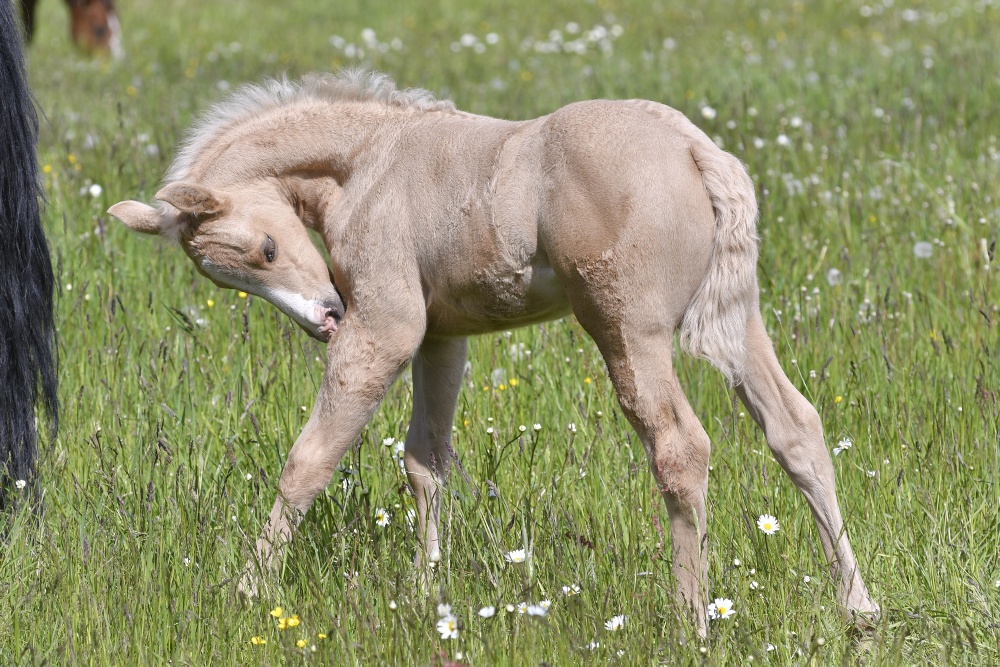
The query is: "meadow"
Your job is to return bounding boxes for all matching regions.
[3,0,999,664]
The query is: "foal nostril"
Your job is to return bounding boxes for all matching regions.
[323,289,346,322]
[324,300,345,323]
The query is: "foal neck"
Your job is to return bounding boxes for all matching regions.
[182,100,399,190]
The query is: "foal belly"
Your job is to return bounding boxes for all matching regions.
[426,262,572,336]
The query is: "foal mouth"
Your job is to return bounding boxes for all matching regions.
[314,296,345,341]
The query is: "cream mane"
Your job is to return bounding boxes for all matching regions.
[166,70,455,183]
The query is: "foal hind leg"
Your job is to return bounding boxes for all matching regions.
[570,301,711,634]
[404,337,468,572]
[736,312,879,626]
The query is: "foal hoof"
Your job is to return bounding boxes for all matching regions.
[238,571,260,599]
[845,603,881,634]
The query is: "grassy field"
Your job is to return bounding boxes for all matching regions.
[3,0,999,664]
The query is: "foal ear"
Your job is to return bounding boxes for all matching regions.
[155,182,230,218]
[108,200,162,235]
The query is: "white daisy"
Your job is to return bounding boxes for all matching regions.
[374,507,390,527]
[833,437,853,455]
[708,597,735,620]
[14,479,27,490]
[436,614,458,640]
[604,614,626,631]
[478,606,495,618]
[562,583,581,596]
[516,602,528,614]
[757,514,780,535]
[504,548,527,563]
[526,604,547,617]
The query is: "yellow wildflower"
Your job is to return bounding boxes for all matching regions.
[287,615,300,628]
[270,607,283,618]
[317,633,327,640]
[67,153,77,164]
[42,164,52,174]
[250,636,266,645]
[296,639,307,648]
[238,291,248,298]
[206,299,215,308]
[584,377,592,384]
[834,396,843,404]
[509,377,518,387]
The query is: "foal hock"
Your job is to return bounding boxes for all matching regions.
[110,72,878,631]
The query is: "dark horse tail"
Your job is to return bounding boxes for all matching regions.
[0,1,58,510]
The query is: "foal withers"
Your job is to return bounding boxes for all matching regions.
[111,71,879,632]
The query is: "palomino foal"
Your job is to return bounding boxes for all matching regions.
[110,72,878,632]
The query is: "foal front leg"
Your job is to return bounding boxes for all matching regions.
[240,321,422,596]
[405,337,468,572]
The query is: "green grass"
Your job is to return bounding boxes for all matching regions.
[3,0,999,664]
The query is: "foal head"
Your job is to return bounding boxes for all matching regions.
[110,181,345,342]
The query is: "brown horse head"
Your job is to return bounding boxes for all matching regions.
[68,0,121,57]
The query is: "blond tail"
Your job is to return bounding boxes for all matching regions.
[678,136,760,384]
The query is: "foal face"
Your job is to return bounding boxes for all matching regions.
[110,182,345,342]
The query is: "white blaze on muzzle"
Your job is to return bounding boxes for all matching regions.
[199,260,341,341]
[261,287,341,341]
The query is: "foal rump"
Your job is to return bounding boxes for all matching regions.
[549,99,761,383]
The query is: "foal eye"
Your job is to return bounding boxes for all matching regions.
[263,235,276,263]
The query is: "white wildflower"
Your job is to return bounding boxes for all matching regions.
[707,598,735,620]
[604,614,626,631]
[757,514,780,535]
[504,548,527,563]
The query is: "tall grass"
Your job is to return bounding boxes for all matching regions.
[3,0,998,664]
